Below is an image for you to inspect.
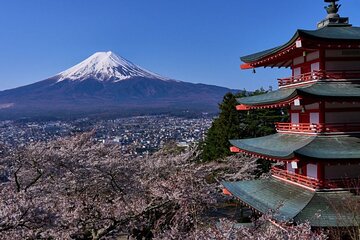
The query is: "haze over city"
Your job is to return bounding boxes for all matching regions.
[1,0,360,91]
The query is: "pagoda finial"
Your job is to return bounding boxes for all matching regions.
[324,0,341,18]
[317,0,351,29]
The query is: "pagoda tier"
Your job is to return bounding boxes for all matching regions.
[229,133,360,189]
[230,134,360,161]
[236,81,360,110]
[236,82,360,135]
[240,26,360,71]
[222,178,360,227]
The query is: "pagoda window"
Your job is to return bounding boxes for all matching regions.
[291,112,299,124]
[286,162,296,174]
[310,112,320,124]
[293,67,301,77]
[310,62,320,72]
[306,163,318,179]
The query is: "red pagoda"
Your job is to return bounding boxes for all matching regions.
[223,0,360,227]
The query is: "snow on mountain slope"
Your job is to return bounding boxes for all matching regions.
[57,51,170,82]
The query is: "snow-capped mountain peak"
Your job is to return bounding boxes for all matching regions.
[57,51,170,82]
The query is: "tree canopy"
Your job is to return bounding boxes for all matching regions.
[201,89,286,162]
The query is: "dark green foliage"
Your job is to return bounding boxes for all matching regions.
[201,89,287,162]
[201,92,244,162]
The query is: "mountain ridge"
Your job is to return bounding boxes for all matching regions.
[0,51,237,119]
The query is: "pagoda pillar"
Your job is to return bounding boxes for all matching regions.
[317,162,325,187]
[319,49,326,72]
[319,101,326,132]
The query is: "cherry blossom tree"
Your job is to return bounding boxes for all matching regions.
[0,132,328,239]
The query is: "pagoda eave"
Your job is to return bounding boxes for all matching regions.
[230,146,299,162]
[240,27,360,66]
[222,178,360,227]
[236,99,295,111]
[236,82,360,108]
[230,133,360,161]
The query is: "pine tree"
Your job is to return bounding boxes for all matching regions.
[201,92,244,161]
[201,89,286,162]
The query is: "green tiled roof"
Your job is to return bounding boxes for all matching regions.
[230,133,360,160]
[237,88,297,106]
[222,178,314,222]
[300,26,360,41]
[296,135,360,160]
[294,191,360,227]
[237,82,360,106]
[241,26,360,63]
[230,134,315,159]
[222,178,360,227]
[299,82,360,98]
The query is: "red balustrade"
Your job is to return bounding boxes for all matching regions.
[271,167,321,189]
[275,122,360,134]
[272,167,360,190]
[278,70,360,87]
[275,122,318,133]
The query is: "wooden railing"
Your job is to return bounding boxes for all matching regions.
[275,122,318,133]
[272,167,360,190]
[275,122,360,134]
[271,167,321,189]
[278,70,360,87]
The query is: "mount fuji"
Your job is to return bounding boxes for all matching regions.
[0,51,236,119]
[58,51,171,82]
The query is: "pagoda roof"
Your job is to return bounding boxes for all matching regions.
[230,134,315,160]
[230,133,360,161]
[222,178,360,227]
[241,26,360,64]
[237,82,360,107]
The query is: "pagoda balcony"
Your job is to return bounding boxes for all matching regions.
[271,167,321,189]
[272,167,360,190]
[278,70,360,87]
[275,122,360,134]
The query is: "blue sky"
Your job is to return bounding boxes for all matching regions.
[0,0,359,91]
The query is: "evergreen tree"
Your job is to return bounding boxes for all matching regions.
[201,92,245,161]
[201,89,286,162]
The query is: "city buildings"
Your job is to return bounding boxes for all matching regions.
[0,115,211,158]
